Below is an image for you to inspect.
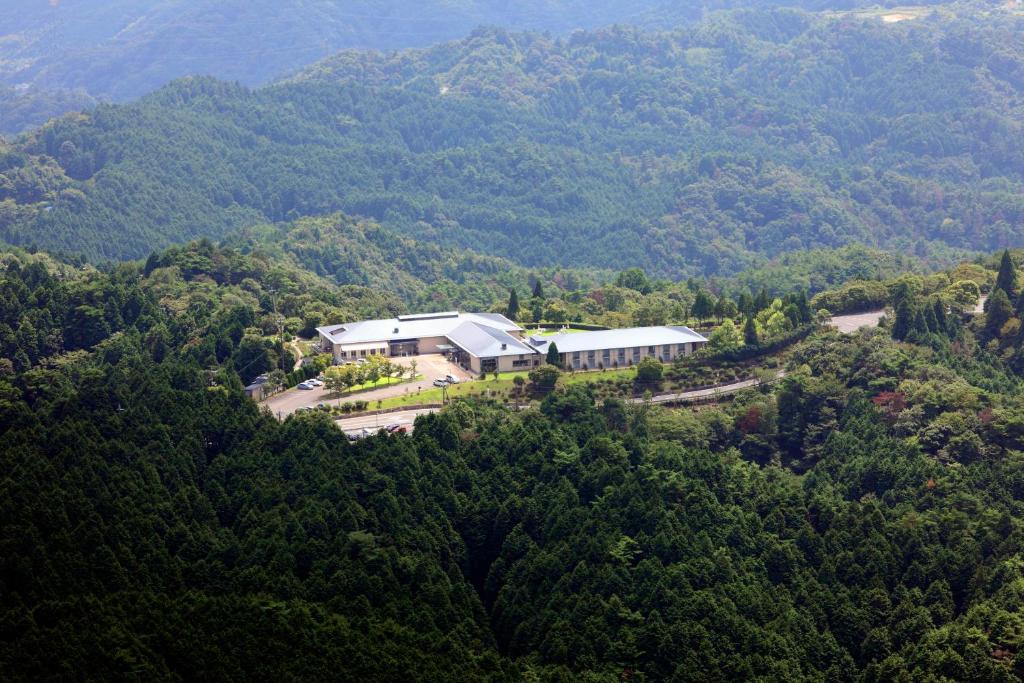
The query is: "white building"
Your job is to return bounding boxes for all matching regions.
[317,311,708,375]
[528,326,708,370]
[316,311,539,374]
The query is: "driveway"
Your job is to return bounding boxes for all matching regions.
[262,353,474,418]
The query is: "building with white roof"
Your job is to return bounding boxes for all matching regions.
[317,311,708,375]
[316,311,540,374]
[527,326,708,370]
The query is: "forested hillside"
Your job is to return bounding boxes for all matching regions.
[6,245,1024,679]
[2,5,1022,274]
[0,0,918,134]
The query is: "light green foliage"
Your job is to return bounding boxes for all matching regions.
[709,318,743,351]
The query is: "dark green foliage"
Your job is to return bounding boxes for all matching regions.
[995,249,1018,299]
[634,356,663,383]
[4,12,1024,275]
[545,340,560,366]
[744,314,759,345]
[6,246,1024,680]
[506,288,519,320]
[984,288,1014,342]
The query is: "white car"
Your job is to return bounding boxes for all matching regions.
[308,379,323,387]
[445,375,460,384]
[297,381,314,390]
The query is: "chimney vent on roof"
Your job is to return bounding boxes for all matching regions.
[501,343,507,350]
[393,327,399,334]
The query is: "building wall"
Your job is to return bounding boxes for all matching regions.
[469,353,540,375]
[416,335,452,354]
[560,341,706,370]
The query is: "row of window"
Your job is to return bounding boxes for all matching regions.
[340,348,386,359]
[569,343,694,367]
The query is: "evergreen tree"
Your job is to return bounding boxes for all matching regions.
[532,279,545,299]
[738,290,754,316]
[754,287,770,312]
[931,297,947,334]
[984,288,1013,341]
[892,299,915,340]
[506,288,520,320]
[744,315,758,346]
[923,302,939,334]
[692,290,714,323]
[546,341,561,367]
[995,249,1018,299]
[795,289,811,323]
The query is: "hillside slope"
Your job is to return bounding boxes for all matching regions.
[2,7,1022,275]
[0,0,910,133]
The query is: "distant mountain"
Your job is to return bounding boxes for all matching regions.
[0,0,953,134]
[1,7,1021,277]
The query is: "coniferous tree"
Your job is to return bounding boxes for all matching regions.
[795,289,811,323]
[754,287,770,312]
[984,288,1013,341]
[932,297,948,334]
[546,341,560,367]
[692,290,714,323]
[892,298,915,340]
[995,250,1018,299]
[744,315,759,346]
[532,280,544,299]
[506,288,520,320]
[923,302,939,334]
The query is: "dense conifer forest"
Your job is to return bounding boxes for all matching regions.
[4,244,1024,679]
[2,4,1022,273]
[5,2,1024,679]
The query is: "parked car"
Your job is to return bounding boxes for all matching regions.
[384,424,407,434]
[432,378,449,388]
[445,375,460,384]
[297,381,314,390]
[356,358,367,365]
[307,379,323,387]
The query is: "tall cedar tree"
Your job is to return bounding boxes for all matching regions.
[984,288,1013,341]
[995,250,1018,299]
[546,341,560,366]
[892,298,915,340]
[744,315,759,345]
[506,288,520,320]
[532,280,544,299]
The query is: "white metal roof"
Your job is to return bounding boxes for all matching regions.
[445,322,539,358]
[316,311,521,346]
[528,326,708,354]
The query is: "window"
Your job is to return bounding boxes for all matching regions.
[602,349,611,361]
[617,348,625,361]
[512,359,531,368]
[648,346,655,354]
[360,349,367,357]
[632,348,641,362]
[587,350,595,363]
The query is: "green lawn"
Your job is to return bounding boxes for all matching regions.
[369,368,639,411]
[326,374,422,398]
[372,375,522,410]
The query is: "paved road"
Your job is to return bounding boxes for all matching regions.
[263,353,473,418]
[337,408,437,436]
[629,372,783,406]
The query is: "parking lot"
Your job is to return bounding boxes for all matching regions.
[262,353,474,418]
[337,408,438,439]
